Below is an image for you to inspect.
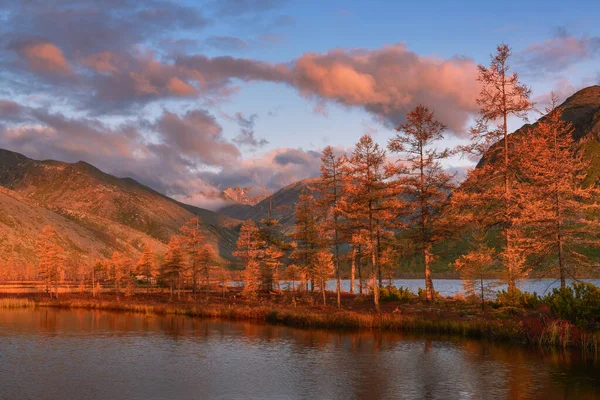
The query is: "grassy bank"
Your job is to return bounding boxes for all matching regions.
[1,292,597,355]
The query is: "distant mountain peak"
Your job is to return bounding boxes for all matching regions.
[221,185,269,206]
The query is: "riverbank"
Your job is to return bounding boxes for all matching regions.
[1,291,598,355]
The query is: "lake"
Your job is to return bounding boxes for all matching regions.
[230,279,600,297]
[0,308,599,399]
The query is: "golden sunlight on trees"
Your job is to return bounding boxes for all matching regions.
[315,146,345,308]
[161,236,185,300]
[454,44,534,292]
[341,135,398,311]
[234,219,265,296]
[136,242,155,292]
[37,225,65,298]
[291,189,319,292]
[389,105,455,301]
[514,95,600,287]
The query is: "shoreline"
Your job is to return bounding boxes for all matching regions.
[1,293,598,355]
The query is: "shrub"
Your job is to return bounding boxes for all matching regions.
[417,287,441,301]
[543,282,600,329]
[378,286,415,303]
[496,288,541,309]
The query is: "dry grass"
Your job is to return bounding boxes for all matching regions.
[0,298,36,309]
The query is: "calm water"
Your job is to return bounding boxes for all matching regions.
[0,309,599,399]
[230,279,600,297]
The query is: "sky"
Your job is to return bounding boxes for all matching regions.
[0,0,599,209]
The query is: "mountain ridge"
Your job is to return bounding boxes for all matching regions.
[0,149,241,263]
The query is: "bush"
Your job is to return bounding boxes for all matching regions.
[543,282,600,329]
[496,288,541,309]
[378,285,415,302]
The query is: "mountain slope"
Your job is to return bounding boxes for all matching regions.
[0,149,241,262]
[0,186,166,265]
[478,85,600,180]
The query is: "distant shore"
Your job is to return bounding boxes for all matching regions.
[1,291,598,355]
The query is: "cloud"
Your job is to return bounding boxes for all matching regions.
[81,50,200,112]
[2,1,208,57]
[0,101,24,121]
[199,147,323,191]
[229,112,268,148]
[286,44,480,133]
[80,52,120,73]
[154,109,240,166]
[0,103,243,207]
[518,32,600,74]
[273,148,320,166]
[204,36,248,51]
[211,0,286,17]
[12,40,72,76]
[179,44,479,133]
[259,34,280,43]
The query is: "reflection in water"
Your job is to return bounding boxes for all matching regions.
[0,309,599,400]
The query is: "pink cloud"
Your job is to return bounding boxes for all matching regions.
[14,41,71,75]
[166,77,197,96]
[288,44,480,133]
[519,34,600,73]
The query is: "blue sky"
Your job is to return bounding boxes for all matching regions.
[0,0,599,208]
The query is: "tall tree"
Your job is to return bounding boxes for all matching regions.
[454,235,498,312]
[315,146,345,308]
[342,135,395,311]
[461,43,533,291]
[388,105,455,301]
[515,95,600,286]
[179,218,205,295]
[136,241,155,292]
[197,243,216,298]
[110,251,129,297]
[161,236,185,300]
[36,225,64,298]
[313,249,334,305]
[291,189,320,292]
[234,220,265,296]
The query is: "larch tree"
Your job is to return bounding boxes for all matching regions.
[342,134,394,311]
[197,243,216,298]
[291,189,320,292]
[460,43,534,292]
[37,225,65,298]
[514,94,600,286]
[136,241,155,292]
[161,236,185,300]
[179,217,205,295]
[313,249,334,305]
[388,105,455,301]
[315,146,345,308]
[454,236,498,312]
[110,251,129,297]
[233,219,265,296]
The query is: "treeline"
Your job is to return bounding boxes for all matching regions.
[233,44,600,310]
[30,219,229,299]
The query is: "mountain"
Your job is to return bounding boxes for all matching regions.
[219,178,318,234]
[221,186,269,206]
[478,85,600,181]
[0,149,241,263]
[0,186,166,265]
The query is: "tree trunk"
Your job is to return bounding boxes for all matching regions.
[350,247,356,294]
[424,244,434,301]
